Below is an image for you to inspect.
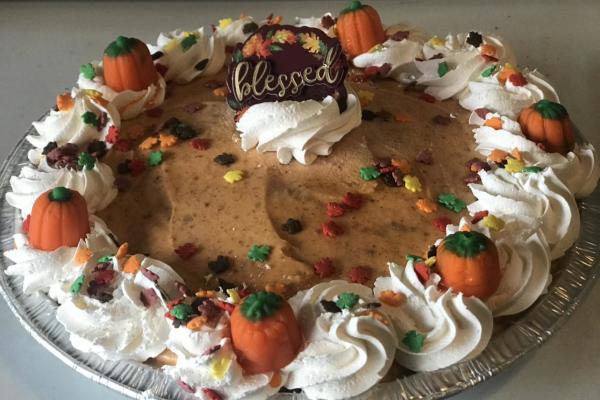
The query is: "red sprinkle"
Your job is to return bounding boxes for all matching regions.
[237,287,251,298]
[128,159,146,177]
[202,388,223,400]
[471,210,489,224]
[106,125,120,144]
[145,108,164,118]
[113,138,133,152]
[342,192,365,210]
[326,202,345,218]
[414,262,431,284]
[347,266,372,284]
[474,108,491,119]
[175,243,198,260]
[215,300,235,315]
[191,138,211,150]
[155,63,168,77]
[92,269,115,285]
[314,258,335,279]
[420,93,436,103]
[363,65,381,79]
[167,298,184,310]
[482,54,498,63]
[321,221,343,238]
[432,216,452,233]
[509,73,528,87]
[22,215,31,233]
[177,380,195,394]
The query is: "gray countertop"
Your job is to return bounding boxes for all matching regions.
[1,1,599,399]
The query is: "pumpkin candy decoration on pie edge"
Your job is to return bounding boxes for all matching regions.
[28,187,91,251]
[336,0,386,58]
[230,291,303,374]
[435,231,501,300]
[518,99,575,156]
[103,36,159,92]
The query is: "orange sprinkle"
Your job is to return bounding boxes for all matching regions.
[139,136,159,150]
[480,44,497,57]
[511,147,523,161]
[497,63,518,84]
[186,315,208,331]
[484,117,503,130]
[195,290,217,298]
[391,158,411,174]
[460,224,472,232]
[56,93,74,112]
[123,255,141,274]
[395,113,413,123]
[265,282,287,297]
[116,242,129,259]
[357,310,389,325]
[126,124,145,140]
[416,198,438,214]
[378,290,406,307]
[488,149,509,163]
[159,133,178,148]
[269,371,282,388]
[212,86,228,97]
[74,247,93,265]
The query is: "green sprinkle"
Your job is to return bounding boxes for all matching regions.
[70,275,85,294]
[233,49,244,63]
[406,254,424,263]
[78,152,96,170]
[443,231,490,258]
[247,245,272,262]
[170,304,195,321]
[97,255,113,263]
[481,64,498,78]
[82,111,99,127]
[359,166,381,181]
[523,166,543,173]
[80,63,96,80]
[181,34,198,52]
[402,330,426,353]
[241,291,283,321]
[335,292,360,310]
[437,61,449,78]
[437,193,466,213]
[148,150,164,167]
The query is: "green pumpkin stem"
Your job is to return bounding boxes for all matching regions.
[341,0,364,14]
[533,99,568,120]
[49,187,73,202]
[443,231,489,258]
[104,36,139,57]
[240,291,283,322]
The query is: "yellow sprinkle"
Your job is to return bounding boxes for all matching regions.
[428,36,445,47]
[424,256,437,267]
[212,86,228,97]
[218,18,233,29]
[483,215,505,231]
[226,288,241,305]
[368,43,385,53]
[163,38,179,53]
[357,89,375,107]
[403,175,422,193]
[224,170,244,184]
[139,136,159,150]
[159,132,178,148]
[209,357,232,380]
[416,198,437,214]
[505,158,525,173]
[186,316,208,331]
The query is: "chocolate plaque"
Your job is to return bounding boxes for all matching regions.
[226,25,348,111]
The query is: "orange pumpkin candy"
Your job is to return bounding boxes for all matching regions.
[103,36,159,92]
[337,0,386,58]
[28,187,91,251]
[435,231,501,300]
[230,291,303,374]
[518,99,575,155]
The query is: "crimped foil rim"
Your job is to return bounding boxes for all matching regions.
[1,115,599,400]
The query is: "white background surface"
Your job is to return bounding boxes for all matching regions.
[1,1,599,399]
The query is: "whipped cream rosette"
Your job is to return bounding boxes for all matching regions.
[4,216,116,303]
[469,111,599,197]
[468,167,580,259]
[284,281,397,400]
[28,88,120,152]
[353,24,428,83]
[6,156,117,217]
[56,254,184,362]
[415,32,515,100]
[148,28,226,84]
[459,68,559,118]
[237,86,362,165]
[374,262,493,372]
[77,60,166,120]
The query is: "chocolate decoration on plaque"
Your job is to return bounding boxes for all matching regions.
[226,24,349,112]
